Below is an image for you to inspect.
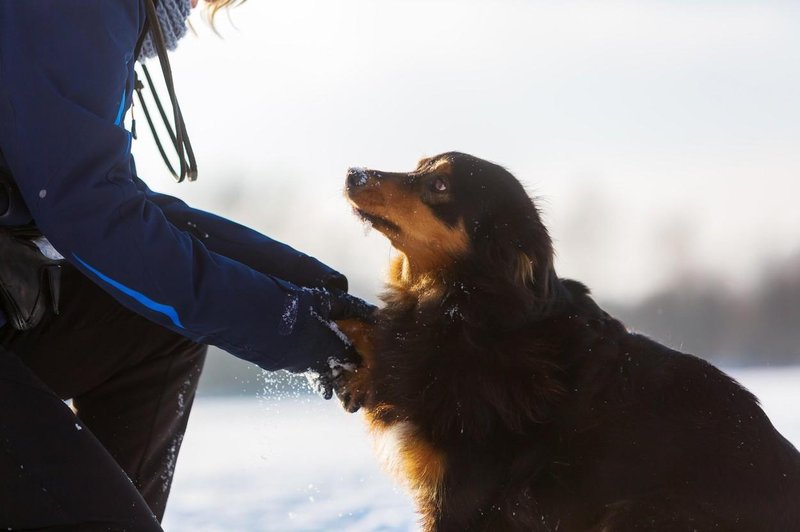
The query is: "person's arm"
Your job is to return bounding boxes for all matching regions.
[132,177,348,292]
[0,1,355,372]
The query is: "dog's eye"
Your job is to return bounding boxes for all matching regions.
[431,178,448,193]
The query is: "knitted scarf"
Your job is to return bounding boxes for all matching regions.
[138,0,193,61]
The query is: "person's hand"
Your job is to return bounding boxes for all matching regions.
[311,288,377,324]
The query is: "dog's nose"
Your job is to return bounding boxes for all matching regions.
[347,167,370,189]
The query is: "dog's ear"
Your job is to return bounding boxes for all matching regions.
[473,199,561,319]
[503,207,557,300]
[451,155,563,315]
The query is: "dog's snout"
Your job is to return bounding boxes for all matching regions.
[347,167,370,189]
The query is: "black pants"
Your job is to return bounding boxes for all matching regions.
[0,265,207,530]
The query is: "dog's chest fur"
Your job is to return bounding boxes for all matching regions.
[361,279,573,530]
[371,420,445,508]
[363,288,451,524]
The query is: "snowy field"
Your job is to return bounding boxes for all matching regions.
[163,367,800,532]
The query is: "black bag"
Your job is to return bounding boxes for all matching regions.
[0,227,63,331]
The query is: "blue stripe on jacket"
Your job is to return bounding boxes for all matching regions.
[73,253,185,329]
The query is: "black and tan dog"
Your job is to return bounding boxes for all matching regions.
[335,152,800,531]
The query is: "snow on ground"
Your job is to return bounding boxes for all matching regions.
[163,367,800,532]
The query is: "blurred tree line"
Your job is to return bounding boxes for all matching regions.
[607,252,800,367]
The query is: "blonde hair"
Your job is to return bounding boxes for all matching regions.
[204,0,245,25]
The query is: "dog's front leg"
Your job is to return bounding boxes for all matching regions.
[334,319,376,413]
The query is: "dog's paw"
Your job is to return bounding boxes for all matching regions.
[334,368,370,413]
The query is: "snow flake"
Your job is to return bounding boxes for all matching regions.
[279,294,300,335]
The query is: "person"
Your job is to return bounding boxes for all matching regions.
[0,1,372,530]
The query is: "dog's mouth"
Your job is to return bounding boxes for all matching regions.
[353,207,402,235]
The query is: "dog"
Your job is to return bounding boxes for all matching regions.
[334,152,800,531]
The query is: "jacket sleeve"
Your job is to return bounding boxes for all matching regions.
[133,177,348,292]
[0,1,345,372]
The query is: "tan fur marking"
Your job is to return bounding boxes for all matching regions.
[429,158,452,175]
[335,319,375,362]
[401,432,446,502]
[349,178,468,278]
[371,421,446,514]
[388,254,406,286]
[415,156,433,170]
[415,155,451,175]
[384,254,445,307]
[516,252,536,287]
[334,319,375,412]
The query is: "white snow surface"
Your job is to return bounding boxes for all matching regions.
[163,367,800,532]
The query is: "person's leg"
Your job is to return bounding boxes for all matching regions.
[74,333,206,520]
[0,346,163,531]
[0,265,207,520]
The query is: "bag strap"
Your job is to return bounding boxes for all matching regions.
[134,0,198,183]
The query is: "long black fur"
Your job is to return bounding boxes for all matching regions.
[352,153,800,531]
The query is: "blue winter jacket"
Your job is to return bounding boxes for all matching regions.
[0,1,350,372]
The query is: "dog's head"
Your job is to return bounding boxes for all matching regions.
[346,152,558,304]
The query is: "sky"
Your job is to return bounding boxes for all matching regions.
[132,0,800,304]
